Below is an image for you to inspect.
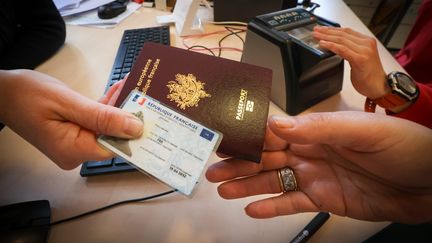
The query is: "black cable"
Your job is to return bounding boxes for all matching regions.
[217,27,245,57]
[185,27,245,57]
[301,0,312,8]
[50,189,177,226]
[309,2,320,12]
[225,26,245,45]
[218,29,245,56]
[187,45,217,56]
[299,0,320,12]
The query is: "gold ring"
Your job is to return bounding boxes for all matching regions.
[277,167,298,192]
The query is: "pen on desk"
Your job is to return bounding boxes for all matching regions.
[290,212,331,243]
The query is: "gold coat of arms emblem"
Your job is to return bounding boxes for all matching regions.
[166,73,211,110]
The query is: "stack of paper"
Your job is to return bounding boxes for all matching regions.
[54,0,114,16]
[53,0,142,28]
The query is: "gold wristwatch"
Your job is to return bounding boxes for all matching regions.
[365,71,419,112]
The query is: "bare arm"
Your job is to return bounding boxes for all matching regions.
[0,70,142,169]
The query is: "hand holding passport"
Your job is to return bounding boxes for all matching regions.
[114,43,272,162]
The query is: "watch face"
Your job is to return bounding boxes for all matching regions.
[395,72,417,95]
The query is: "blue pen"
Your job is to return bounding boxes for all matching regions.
[290,212,331,243]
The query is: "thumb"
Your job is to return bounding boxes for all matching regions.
[268,111,392,148]
[63,96,143,138]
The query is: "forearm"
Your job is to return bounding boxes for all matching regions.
[0,69,143,169]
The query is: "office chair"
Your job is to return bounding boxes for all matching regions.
[368,0,413,49]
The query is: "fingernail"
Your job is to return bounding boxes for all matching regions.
[123,72,130,80]
[124,116,143,137]
[271,116,296,129]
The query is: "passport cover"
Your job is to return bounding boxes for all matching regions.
[114,42,272,162]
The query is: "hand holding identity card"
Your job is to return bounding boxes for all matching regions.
[98,90,222,196]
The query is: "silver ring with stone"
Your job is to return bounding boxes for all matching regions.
[277,167,298,192]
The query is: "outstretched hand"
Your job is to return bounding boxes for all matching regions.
[206,111,432,223]
[0,70,141,169]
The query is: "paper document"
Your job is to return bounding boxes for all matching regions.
[55,0,114,16]
[64,2,141,28]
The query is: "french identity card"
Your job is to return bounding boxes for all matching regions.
[98,90,222,196]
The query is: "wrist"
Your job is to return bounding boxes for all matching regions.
[365,72,418,113]
[364,72,389,99]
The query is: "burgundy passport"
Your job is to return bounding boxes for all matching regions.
[115,43,272,163]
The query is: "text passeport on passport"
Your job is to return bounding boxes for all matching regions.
[114,43,272,163]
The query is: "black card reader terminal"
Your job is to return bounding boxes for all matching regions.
[242,8,344,115]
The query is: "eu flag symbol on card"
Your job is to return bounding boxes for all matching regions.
[132,94,140,102]
[200,128,214,141]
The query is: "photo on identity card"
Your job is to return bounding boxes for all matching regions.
[98,90,222,196]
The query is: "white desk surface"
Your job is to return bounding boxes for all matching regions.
[0,1,404,242]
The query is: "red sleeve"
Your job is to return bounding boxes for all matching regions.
[390,0,432,129]
[390,83,432,129]
[395,0,432,84]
